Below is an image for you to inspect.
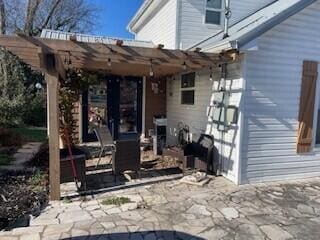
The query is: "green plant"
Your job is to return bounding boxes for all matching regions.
[0,49,27,127]
[30,170,47,187]
[59,69,100,146]
[101,197,132,206]
[62,197,72,204]
[22,94,46,127]
[0,48,44,128]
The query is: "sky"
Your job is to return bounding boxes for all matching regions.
[92,0,144,39]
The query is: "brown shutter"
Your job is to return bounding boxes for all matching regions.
[297,61,318,153]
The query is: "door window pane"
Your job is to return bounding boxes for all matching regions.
[88,83,108,134]
[119,79,138,133]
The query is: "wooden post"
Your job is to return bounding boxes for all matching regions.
[46,71,60,200]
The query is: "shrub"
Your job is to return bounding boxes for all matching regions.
[22,94,46,127]
[0,96,25,127]
[0,128,22,147]
[0,49,27,127]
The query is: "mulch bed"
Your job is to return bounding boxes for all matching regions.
[141,150,180,170]
[0,171,49,230]
[0,143,49,231]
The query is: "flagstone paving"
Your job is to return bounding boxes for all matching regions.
[2,176,320,239]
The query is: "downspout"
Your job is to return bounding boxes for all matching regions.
[217,0,231,175]
[223,0,231,39]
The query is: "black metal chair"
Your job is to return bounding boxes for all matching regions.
[93,126,116,167]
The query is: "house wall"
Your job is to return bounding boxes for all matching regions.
[133,0,275,50]
[135,0,178,49]
[145,77,166,137]
[166,61,243,183]
[177,0,275,49]
[241,1,320,183]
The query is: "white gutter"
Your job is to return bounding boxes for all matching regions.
[127,0,154,34]
[203,40,238,53]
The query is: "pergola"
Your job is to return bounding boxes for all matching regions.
[0,34,238,200]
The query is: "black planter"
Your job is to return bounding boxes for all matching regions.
[60,148,86,186]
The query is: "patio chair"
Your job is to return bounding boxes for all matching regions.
[93,126,116,167]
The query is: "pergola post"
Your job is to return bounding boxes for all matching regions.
[46,71,60,200]
[42,51,66,201]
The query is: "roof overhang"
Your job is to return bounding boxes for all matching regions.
[190,0,316,53]
[0,34,237,78]
[128,0,168,34]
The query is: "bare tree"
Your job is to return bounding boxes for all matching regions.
[24,0,41,36]
[0,0,5,34]
[3,0,98,36]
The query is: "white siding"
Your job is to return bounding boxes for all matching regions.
[178,0,274,49]
[135,0,177,49]
[242,1,320,183]
[166,61,243,183]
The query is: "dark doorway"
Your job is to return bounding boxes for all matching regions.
[82,76,143,142]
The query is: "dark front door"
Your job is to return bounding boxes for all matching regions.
[82,76,142,142]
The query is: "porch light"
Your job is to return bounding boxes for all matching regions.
[107,58,112,67]
[35,82,42,90]
[149,59,154,77]
[64,52,72,66]
[182,61,187,70]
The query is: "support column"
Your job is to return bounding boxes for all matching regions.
[46,72,60,200]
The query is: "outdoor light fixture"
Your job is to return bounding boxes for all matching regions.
[209,67,213,81]
[64,51,72,66]
[149,59,154,77]
[182,61,187,70]
[35,82,42,90]
[107,58,112,67]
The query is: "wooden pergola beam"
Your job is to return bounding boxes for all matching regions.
[0,35,237,78]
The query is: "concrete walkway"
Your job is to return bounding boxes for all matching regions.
[1,176,320,240]
[0,142,42,172]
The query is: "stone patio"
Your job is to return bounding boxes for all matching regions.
[2,176,320,239]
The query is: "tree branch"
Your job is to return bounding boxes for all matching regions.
[36,0,62,34]
[0,0,5,35]
[24,0,42,36]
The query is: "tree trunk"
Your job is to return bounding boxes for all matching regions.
[0,0,5,35]
[24,0,41,36]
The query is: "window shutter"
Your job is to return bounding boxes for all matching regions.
[297,61,318,153]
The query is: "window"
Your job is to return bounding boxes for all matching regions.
[181,90,195,105]
[181,72,195,105]
[205,0,223,25]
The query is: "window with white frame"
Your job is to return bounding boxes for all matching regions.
[205,0,223,25]
[181,72,195,105]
